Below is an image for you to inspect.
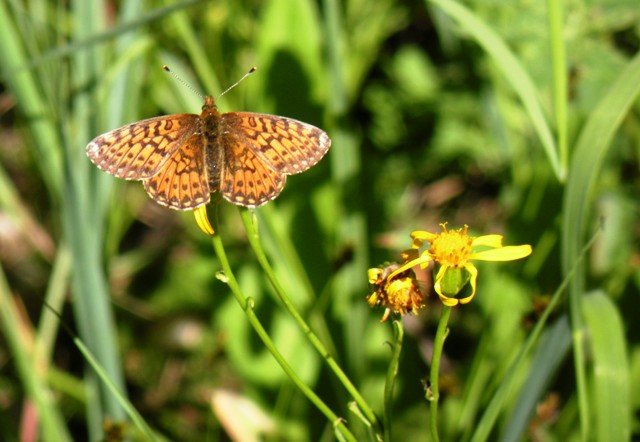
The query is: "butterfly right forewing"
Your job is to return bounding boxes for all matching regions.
[221,112,331,175]
[87,114,201,180]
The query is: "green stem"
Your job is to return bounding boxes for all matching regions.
[429,305,452,442]
[74,339,157,441]
[383,320,404,441]
[239,209,382,433]
[210,228,357,442]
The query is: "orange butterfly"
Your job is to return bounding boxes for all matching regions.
[86,93,331,210]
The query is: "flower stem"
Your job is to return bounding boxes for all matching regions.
[239,209,382,434]
[384,320,404,441]
[429,305,452,442]
[210,225,357,442]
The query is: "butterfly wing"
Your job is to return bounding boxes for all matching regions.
[216,112,330,207]
[215,135,286,207]
[221,112,331,174]
[86,107,331,210]
[87,114,210,210]
[86,114,200,180]
[141,129,211,210]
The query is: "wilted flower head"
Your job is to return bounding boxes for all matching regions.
[367,262,425,322]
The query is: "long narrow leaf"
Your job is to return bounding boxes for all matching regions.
[0,268,72,442]
[427,0,560,179]
[582,291,630,442]
[561,49,640,438]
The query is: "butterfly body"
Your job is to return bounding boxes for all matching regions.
[87,96,331,210]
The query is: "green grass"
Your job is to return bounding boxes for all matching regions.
[1,0,639,440]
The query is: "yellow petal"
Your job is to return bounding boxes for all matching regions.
[418,250,433,269]
[366,292,380,307]
[388,254,432,280]
[471,234,503,248]
[368,268,384,284]
[469,244,532,262]
[457,263,478,304]
[440,296,460,307]
[194,206,215,236]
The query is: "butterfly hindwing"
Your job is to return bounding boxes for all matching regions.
[142,131,210,210]
[217,138,286,207]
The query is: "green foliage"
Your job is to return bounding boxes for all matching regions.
[1,0,639,440]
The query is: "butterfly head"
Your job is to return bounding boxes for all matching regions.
[203,96,218,112]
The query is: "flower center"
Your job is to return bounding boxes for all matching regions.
[428,225,473,268]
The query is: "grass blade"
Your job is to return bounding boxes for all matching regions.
[582,291,630,442]
[561,49,640,438]
[427,0,560,179]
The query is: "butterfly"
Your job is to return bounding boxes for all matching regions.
[86,93,331,210]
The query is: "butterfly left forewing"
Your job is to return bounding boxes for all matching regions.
[220,112,331,175]
[86,114,200,180]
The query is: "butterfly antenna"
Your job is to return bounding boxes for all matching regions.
[162,65,205,100]
[219,67,257,98]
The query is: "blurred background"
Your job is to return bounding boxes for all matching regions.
[1,0,639,440]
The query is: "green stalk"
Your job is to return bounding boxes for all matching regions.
[429,306,452,442]
[36,245,72,364]
[383,320,404,441]
[74,340,157,441]
[239,209,382,434]
[66,0,127,434]
[547,0,568,179]
[0,267,71,442]
[210,227,357,442]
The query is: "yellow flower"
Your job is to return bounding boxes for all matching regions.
[367,263,425,322]
[194,206,215,236]
[390,223,532,306]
